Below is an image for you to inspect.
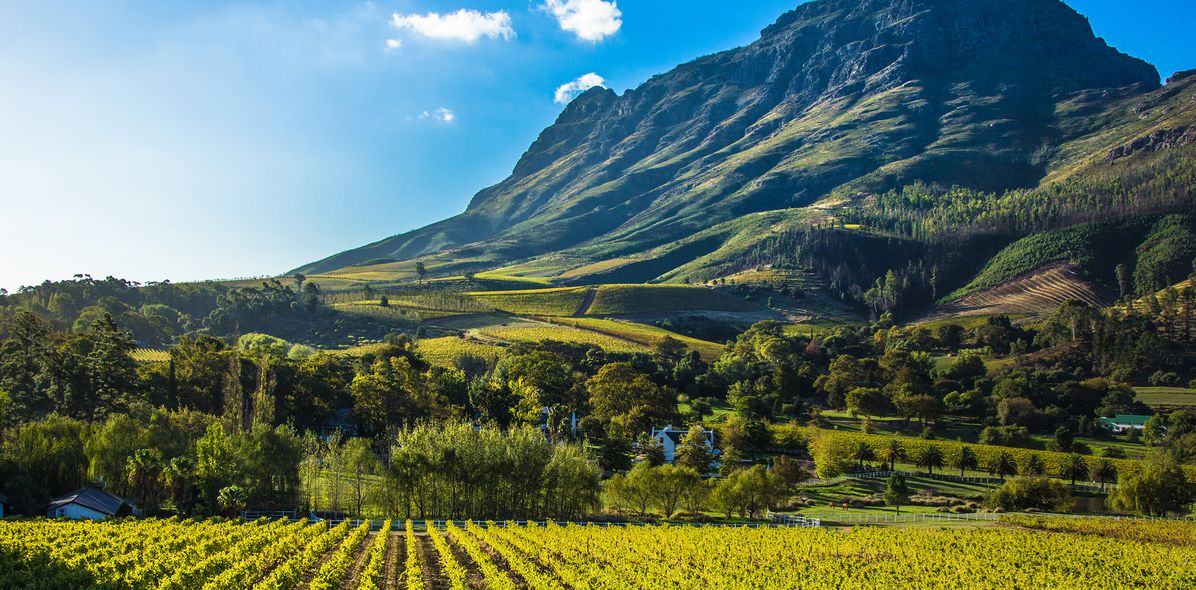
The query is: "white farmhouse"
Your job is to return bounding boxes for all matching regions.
[46,487,138,520]
[650,425,717,463]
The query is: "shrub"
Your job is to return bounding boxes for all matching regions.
[987,477,1073,512]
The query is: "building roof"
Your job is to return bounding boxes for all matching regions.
[47,487,133,516]
[1099,414,1152,426]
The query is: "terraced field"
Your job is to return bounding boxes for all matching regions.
[923,263,1114,322]
[7,518,1196,589]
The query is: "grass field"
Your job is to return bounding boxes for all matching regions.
[1135,386,1196,407]
[586,284,759,315]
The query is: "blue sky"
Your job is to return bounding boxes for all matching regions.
[0,0,1192,290]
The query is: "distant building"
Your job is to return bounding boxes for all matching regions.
[320,408,358,439]
[650,425,718,464]
[1098,414,1151,434]
[46,488,138,520]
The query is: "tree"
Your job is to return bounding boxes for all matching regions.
[1020,453,1046,476]
[343,437,381,516]
[914,444,944,475]
[879,438,906,471]
[586,363,673,434]
[1091,458,1117,491]
[651,465,701,518]
[673,425,714,474]
[1059,453,1089,490]
[1108,453,1194,516]
[217,485,248,517]
[126,448,164,513]
[196,423,238,511]
[884,472,910,514]
[848,441,875,471]
[163,456,197,515]
[987,451,1018,482]
[414,262,428,285]
[1115,263,1130,299]
[845,387,890,420]
[952,446,978,477]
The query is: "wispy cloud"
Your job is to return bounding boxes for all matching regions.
[419,107,456,122]
[554,73,606,104]
[391,9,515,43]
[385,38,401,50]
[542,0,622,42]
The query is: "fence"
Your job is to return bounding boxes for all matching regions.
[239,516,820,531]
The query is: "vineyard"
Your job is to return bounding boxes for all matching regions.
[4,518,1196,589]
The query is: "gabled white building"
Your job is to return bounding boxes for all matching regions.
[650,425,717,463]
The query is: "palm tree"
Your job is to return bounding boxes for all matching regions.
[126,448,163,513]
[988,451,1018,482]
[849,441,876,471]
[1060,453,1090,490]
[218,485,248,517]
[163,456,196,515]
[952,446,978,477]
[880,438,906,472]
[915,445,944,475]
[1020,453,1046,476]
[1092,458,1117,491]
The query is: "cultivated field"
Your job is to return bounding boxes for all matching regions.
[1134,386,1196,408]
[923,263,1114,322]
[586,284,759,315]
[4,518,1195,589]
[549,317,724,359]
[465,287,590,317]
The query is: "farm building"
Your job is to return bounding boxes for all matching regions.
[650,425,718,464]
[46,487,138,520]
[1098,414,1151,434]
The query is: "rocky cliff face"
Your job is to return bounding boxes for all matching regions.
[297,0,1159,275]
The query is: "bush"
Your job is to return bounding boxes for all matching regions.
[987,477,1073,512]
[1150,371,1181,386]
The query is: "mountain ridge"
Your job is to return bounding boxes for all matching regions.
[295,0,1170,287]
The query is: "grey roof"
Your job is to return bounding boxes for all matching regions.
[47,487,132,516]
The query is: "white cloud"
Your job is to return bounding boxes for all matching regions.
[419,107,456,122]
[542,0,621,42]
[390,9,514,43]
[554,72,606,104]
[385,38,401,50]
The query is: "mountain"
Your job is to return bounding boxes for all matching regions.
[296,0,1195,316]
